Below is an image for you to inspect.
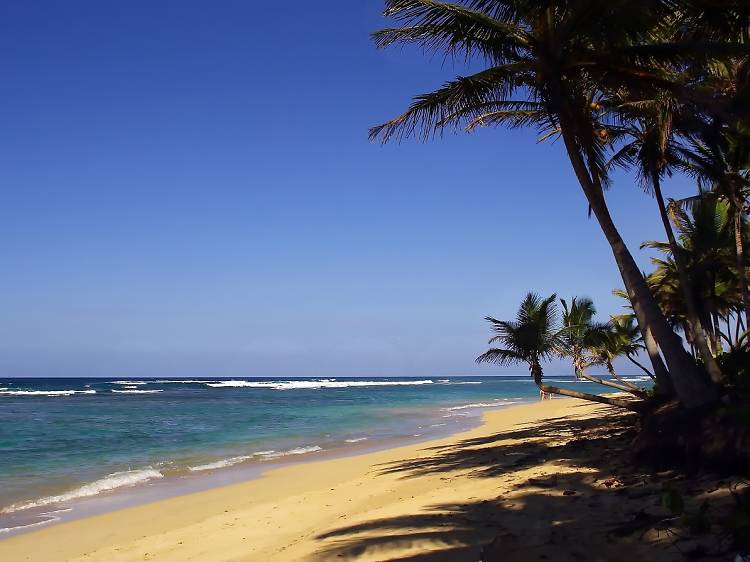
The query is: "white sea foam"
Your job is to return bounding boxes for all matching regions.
[0,390,96,397]
[257,446,323,460]
[0,518,57,534]
[188,450,281,472]
[108,381,149,386]
[621,376,651,382]
[189,455,254,472]
[0,508,74,534]
[153,380,215,384]
[444,400,522,411]
[111,389,164,394]
[205,380,435,390]
[345,437,368,443]
[40,508,73,515]
[1,468,163,514]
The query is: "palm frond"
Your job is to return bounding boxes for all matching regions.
[375,0,532,62]
[475,347,524,365]
[369,64,532,142]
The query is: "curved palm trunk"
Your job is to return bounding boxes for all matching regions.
[653,175,725,385]
[532,364,644,412]
[626,353,656,380]
[604,361,645,394]
[558,123,716,408]
[578,367,647,398]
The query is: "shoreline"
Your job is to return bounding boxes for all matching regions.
[0,397,683,561]
[0,397,530,538]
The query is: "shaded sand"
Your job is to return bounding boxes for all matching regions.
[0,398,730,561]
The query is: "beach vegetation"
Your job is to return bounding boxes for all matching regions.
[371,0,749,414]
[476,292,645,411]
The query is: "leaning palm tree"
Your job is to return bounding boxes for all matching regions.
[609,312,658,381]
[589,317,650,398]
[370,0,717,407]
[559,296,644,395]
[477,293,643,411]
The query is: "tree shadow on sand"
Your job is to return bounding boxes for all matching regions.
[310,406,725,561]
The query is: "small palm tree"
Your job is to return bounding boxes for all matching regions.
[589,317,650,397]
[477,293,643,411]
[559,296,646,396]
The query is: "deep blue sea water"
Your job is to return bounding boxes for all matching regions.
[0,375,650,534]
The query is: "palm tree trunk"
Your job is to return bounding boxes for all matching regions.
[558,124,716,407]
[733,209,750,329]
[578,367,647,398]
[641,327,671,389]
[725,314,733,350]
[605,361,645,394]
[531,364,644,412]
[652,175,725,384]
[625,353,655,380]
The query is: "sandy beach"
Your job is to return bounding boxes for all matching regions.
[0,398,703,561]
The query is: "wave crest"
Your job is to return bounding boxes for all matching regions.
[1,468,163,514]
[205,380,434,390]
[0,390,96,397]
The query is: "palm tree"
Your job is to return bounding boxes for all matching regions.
[644,197,747,353]
[609,312,657,381]
[476,292,643,411]
[559,296,644,395]
[589,317,650,398]
[608,96,725,384]
[678,127,750,329]
[370,0,717,407]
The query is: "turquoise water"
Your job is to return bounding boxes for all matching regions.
[0,375,649,534]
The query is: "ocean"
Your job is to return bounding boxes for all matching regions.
[0,375,649,535]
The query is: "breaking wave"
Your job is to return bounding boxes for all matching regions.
[1,469,163,514]
[0,390,96,397]
[111,389,164,394]
[205,379,435,390]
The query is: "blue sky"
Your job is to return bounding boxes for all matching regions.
[0,1,697,378]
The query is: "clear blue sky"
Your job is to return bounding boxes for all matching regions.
[0,1,696,378]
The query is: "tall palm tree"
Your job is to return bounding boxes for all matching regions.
[476,293,643,411]
[678,126,750,328]
[559,296,644,395]
[608,97,725,384]
[370,0,717,407]
[644,197,740,344]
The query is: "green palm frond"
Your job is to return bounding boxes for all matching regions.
[475,347,524,365]
[369,64,533,142]
[477,292,562,371]
[375,0,532,61]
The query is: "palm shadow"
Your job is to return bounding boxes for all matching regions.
[310,406,691,561]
